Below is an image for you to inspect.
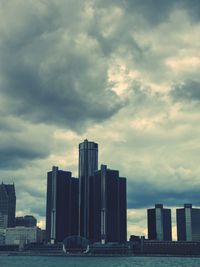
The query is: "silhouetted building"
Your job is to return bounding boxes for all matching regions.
[176,204,200,241]
[46,167,79,243]
[90,165,127,244]
[70,177,79,236]
[15,215,37,228]
[79,139,98,239]
[0,183,16,228]
[147,204,172,241]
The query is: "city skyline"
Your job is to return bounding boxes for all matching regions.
[1,139,200,240]
[0,0,200,240]
[2,176,200,242]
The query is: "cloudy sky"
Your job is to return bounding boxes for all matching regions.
[1,0,200,239]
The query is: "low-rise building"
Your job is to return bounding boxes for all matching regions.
[5,227,42,245]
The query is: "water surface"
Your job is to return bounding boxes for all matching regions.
[0,256,200,267]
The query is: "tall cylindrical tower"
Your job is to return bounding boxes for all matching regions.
[78,139,98,239]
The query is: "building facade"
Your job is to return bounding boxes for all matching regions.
[79,139,98,239]
[5,227,42,245]
[176,204,200,241]
[0,183,16,228]
[46,166,79,243]
[0,213,8,229]
[90,165,127,244]
[147,204,172,241]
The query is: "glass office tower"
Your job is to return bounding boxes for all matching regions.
[78,139,98,239]
[46,166,79,243]
[90,165,127,244]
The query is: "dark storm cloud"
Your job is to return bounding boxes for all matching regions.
[100,0,200,24]
[0,117,52,169]
[171,80,200,102]
[0,0,123,132]
[126,0,200,23]
[127,179,200,209]
[122,0,176,25]
[0,146,47,169]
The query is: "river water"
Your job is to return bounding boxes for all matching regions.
[0,256,200,267]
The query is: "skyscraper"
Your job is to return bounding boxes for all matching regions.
[118,176,127,243]
[90,165,127,244]
[176,204,200,241]
[147,204,172,241]
[46,167,79,243]
[79,139,98,239]
[0,183,16,228]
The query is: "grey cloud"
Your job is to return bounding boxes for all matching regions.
[0,146,47,169]
[171,80,200,102]
[16,191,46,218]
[0,0,123,132]
[97,0,200,24]
[128,179,200,209]
[0,117,52,169]
[125,0,200,23]
[122,0,175,25]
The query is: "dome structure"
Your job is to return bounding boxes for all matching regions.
[63,235,90,254]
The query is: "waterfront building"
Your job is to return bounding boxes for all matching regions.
[79,139,98,239]
[0,183,16,227]
[147,204,172,241]
[91,165,127,244]
[46,166,79,243]
[176,204,200,241]
[130,237,200,255]
[15,215,37,228]
[5,226,42,245]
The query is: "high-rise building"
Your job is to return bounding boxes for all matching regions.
[79,139,98,239]
[69,177,79,236]
[118,176,127,243]
[15,215,37,228]
[46,166,79,243]
[147,204,172,241]
[176,204,200,241]
[90,165,127,244]
[0,183,16,228]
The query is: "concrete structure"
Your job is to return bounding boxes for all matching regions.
[176,204,200,241]
[5,227,42,245]
[0,183,16,227]
[79,139,98,239]
[46,166,79,243]
[147,204,172,241]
